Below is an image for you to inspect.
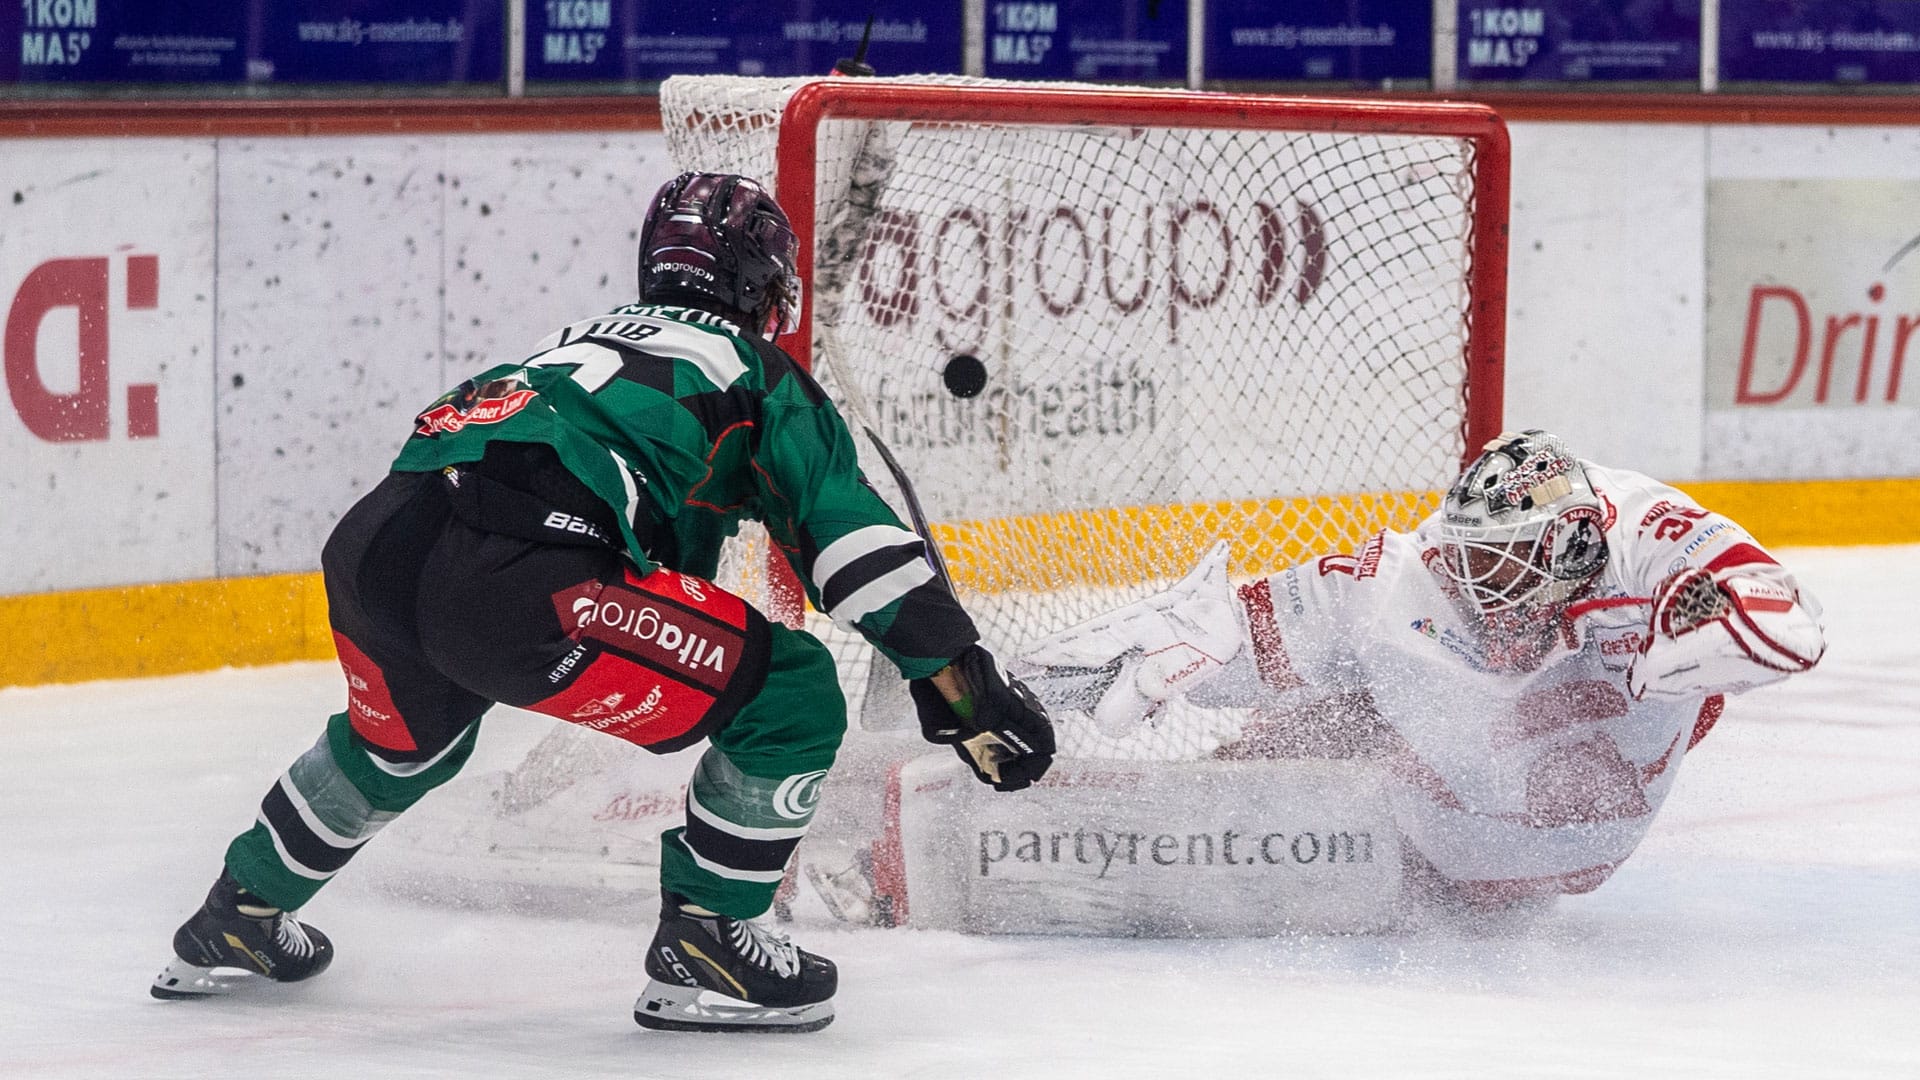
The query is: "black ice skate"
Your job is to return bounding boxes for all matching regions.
[150,870,334,999]
[634,890,836,1033]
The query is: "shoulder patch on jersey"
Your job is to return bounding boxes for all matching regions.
[413,372,539,436]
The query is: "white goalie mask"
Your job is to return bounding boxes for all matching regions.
[1436,430,1610,621]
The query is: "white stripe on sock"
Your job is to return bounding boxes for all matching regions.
[255,812,339,882]
[679,838,789,884]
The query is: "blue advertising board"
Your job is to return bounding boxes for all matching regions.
[525,0,962,83]
[980,0,1186,83]
[1721,1,1920,84]
[256,1,501,84]
[1457,1,1699,83]
[1204,0,1430,84]
[4,0,245,83]
[2,1,501,86]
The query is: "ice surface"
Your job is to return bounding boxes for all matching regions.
[1,545,1915,1079]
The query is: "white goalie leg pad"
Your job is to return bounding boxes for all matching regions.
[1013,540,1247,737]
[893,752,1406,935]
[1629,566,1826,700]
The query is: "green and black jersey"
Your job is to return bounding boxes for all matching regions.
[392,304,975,679]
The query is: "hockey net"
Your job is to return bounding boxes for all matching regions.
[668,75,1510,762]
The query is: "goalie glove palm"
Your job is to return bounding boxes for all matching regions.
[1012,541,1246,737]
[1628,564,1825,700]
[910,644,1056,792]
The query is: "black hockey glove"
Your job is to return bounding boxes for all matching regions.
[909,644,1056,792]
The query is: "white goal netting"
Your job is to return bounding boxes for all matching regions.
[667,74,1507,762]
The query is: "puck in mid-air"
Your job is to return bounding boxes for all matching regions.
[943,354,988,398]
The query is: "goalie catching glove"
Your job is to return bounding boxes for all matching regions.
[1011,541,1247,737]
[910,644,1056,792]
[1627,563,1825,700]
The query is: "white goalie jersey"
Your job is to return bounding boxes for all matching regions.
[1018,465,1827,900]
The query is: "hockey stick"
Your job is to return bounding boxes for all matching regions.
[815,46,1011,779]
[862,425,1014,780]
[862,425,955,592]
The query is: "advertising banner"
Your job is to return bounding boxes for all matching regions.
[1204,0,1430,84]
[1,0,243,83]
[900,754,1403,935]
[1705,178,1920,478]
[1720,0,1920,84]
[0,1,500,86]
[525,0,961,83]
[981,0,1186,83]
[0,139,218,594]
[251,1,501,84]
[1457,1,1699,83]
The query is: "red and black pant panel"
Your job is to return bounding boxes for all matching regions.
[321,470,493,764]
[322,467,771,761]
[413,516,771,752]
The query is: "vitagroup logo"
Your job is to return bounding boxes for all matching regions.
[1411,617,1438,638]
[574,595,731,676]
[5,253,162,441]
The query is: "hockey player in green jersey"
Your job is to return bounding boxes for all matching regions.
[151,172,1056,1033]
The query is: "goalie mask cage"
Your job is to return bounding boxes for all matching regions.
[664,75,1510,761]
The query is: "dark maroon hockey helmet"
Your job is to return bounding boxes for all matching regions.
[638,172,802,339]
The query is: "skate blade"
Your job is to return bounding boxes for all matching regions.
[149,957,262,1000]
[633,979,834,1033]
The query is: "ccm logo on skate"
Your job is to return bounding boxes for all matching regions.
[656,945,701,987]
[5,254,163,441]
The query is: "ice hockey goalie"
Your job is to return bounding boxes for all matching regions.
[993,430,1827,926]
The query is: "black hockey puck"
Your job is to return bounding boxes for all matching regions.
[943,354,987,398]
